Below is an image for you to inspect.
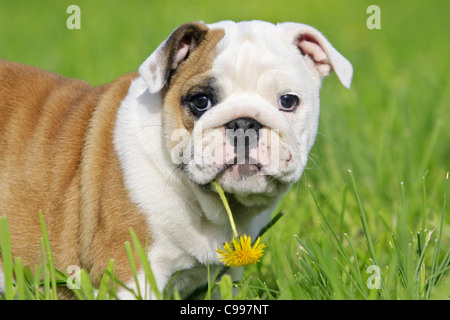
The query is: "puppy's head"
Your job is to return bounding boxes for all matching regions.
[139,21,352,206]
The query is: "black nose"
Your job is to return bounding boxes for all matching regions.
[225,117,263,133]
[225,118,263,162]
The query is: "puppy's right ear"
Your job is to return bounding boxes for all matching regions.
[139,22,209,94]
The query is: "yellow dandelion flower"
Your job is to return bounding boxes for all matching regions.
[212,180,267,268]
[217,235,266,268]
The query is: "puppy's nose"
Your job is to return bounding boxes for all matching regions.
[225,117,263,133]
[225,118,263,162]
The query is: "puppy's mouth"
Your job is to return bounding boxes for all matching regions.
[228,162,263,177]
[217,157,263,179]
[188,153,291,202]
[186,159,265,189]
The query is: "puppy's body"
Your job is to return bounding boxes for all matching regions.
[0,20,352,298]
[0,61,148,288]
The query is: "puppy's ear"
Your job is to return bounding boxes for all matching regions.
[139,22,209,93]
[279,23,353,89]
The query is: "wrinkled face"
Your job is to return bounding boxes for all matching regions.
[140,21,352,206]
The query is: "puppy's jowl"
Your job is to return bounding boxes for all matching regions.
[0,20,352,298]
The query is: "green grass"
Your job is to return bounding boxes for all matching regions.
[1,172,448,300]
[0,0,449,300]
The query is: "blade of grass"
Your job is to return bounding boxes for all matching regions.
[269,234,304,299]
[105,270,136,300]
[415,229,434,298]
[339,186,348,242]
[0,216,14,300]
[426,254,450,284]
[427,172,449,298]
[348,170,378,264]
[19,265,37,300]
[415,229,434,276]
[33,265,42,300]
[348,169,388,297]
[129,229,161,300]
[13,258,25,300]
[417,172,429,298]
[397,181,418,298]
[96,259,115,300]
[80,269,95,300]
[421,171,428,246]
[124,241,141,299]
[38,210,58,300]
[343,233,369,298]
[308,184,340,242]
[295,235,332,299]
[308,184,368,297]
[40,238,50,299]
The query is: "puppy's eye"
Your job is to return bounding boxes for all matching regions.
[278,94,299,112]
[189,94,212,114]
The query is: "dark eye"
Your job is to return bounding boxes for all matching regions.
[278,94,299,112]
[188,94,212,115]
[192,94,212,111]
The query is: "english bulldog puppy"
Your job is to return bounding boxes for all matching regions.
[0,20,352,299]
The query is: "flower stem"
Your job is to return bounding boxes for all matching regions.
[212,180,239,239]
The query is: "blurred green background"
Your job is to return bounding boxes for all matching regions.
[0,0,449,291]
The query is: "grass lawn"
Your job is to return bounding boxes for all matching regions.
[0,0,449,300]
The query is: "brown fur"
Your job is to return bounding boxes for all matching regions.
[0,60,148,293]
[161,25,225,149]
[0,22,225,298]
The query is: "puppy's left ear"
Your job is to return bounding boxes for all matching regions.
[279,23,353,89]
[139,22,209,93]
